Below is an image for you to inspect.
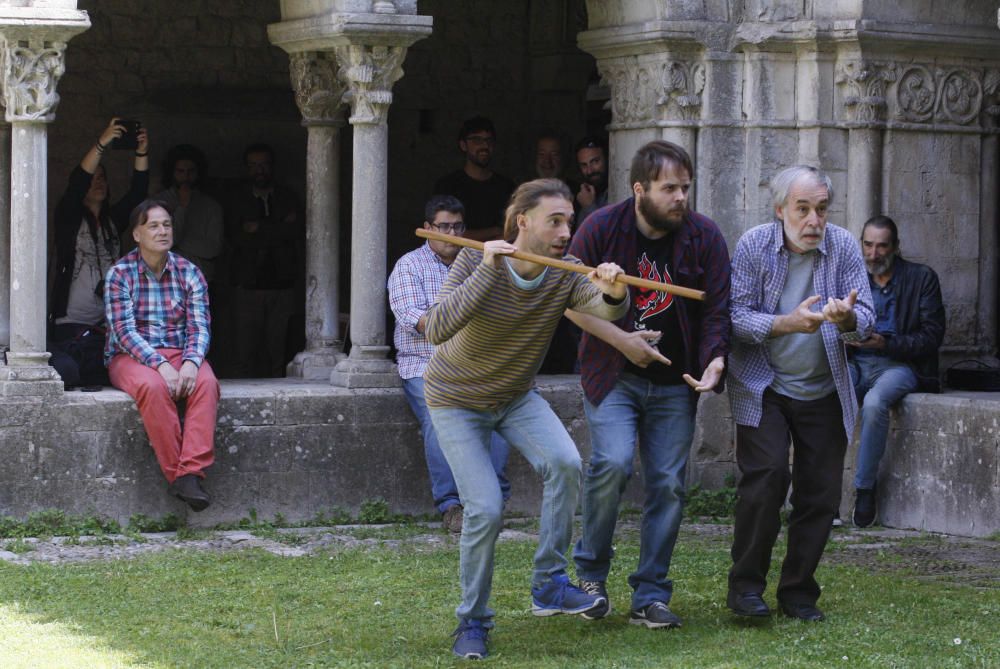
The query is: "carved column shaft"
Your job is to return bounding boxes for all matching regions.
[286,51,348,380]
[305,122,343,349]
[0,33,82,395]
[330,43,407,388]
[0,123,9,350]
[979,133,998,352]
[348,120,389,355]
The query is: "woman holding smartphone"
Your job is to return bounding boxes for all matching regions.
[48,117,150,388]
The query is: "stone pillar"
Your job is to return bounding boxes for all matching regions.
[267,3,431,387]
[837,60,894,237]
[0,123,9,352]
[284,51,349,380]
[330,44,407,388]
[0,12,89,395]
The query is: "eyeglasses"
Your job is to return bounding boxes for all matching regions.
[464,135,495,146]
[430,222,467,234]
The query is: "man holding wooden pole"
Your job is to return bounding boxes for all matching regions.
[422,178,628,659]
[568,140,732,629]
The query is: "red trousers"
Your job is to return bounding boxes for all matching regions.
[109,348,219,483]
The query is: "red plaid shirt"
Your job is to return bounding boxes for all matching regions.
[104,249,211,369]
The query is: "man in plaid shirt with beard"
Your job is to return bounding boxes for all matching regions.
[105,199,220,511]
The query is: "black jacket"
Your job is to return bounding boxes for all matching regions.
[863,256,946,392]
[50,165,148,323]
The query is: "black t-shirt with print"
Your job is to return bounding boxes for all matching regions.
[623,230,686,385]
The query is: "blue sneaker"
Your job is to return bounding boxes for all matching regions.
[451,619,488,659]
[531,573,607,617]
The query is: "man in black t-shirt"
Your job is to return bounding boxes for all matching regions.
[433,116,515,242]
[567,141,732,630]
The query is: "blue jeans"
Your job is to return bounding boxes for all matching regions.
[429,390,583,624]
[851,355,918,490]
[402,377,511,513]
[574,374,695,609]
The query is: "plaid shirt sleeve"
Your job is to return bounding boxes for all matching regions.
[388,254,428,334]
[105,264,167,369]
[181,263,211,366]
[730,230,777,344]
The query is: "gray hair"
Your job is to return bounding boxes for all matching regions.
[770,165,834,209]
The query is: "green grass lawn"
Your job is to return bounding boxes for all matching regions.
[0,529,996,668]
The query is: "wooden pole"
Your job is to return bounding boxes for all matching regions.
[416,228,706,301]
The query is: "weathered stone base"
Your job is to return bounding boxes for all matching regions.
[0,361,64,397]
[0,377,994,537]
[329,353,401,388]
[0,376,617,528]
[876,392,1000,538]
[286,348,346,380]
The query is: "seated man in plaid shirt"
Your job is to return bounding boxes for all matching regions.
[389,195,511,533]
[104,199,220,511]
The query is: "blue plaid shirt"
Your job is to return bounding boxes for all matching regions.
[728,221,874,437]
[104,249,211,369]
[388,242,451,379]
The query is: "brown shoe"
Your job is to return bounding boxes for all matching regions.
[169,474,211,512]
[442,505,463,534]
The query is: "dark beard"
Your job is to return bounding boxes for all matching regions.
[585,171,608,191]
[638,195,684,233]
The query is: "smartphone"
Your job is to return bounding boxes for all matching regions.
[111,119,141,150]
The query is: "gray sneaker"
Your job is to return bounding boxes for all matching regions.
[629,601,682,629]
[579,579,611,619]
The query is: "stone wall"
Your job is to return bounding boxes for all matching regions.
[0,377,996,537]
[0,377,631,528]
[880,392,1000,538]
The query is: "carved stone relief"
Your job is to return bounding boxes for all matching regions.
[1,40,67,122]
[600,56,705,125]
[333,44,407,125]
[657,60,705,121]
[836,60,897,123]
[289,51,348,125]
[840,60,997,128]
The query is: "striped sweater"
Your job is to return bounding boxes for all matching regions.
[424,248,628,409]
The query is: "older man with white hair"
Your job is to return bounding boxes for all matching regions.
[725,165,875,622]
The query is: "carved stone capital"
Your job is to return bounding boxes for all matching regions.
[836,60,897,124]
[656,60,705,121]
[599,56,653,124]
[289,51,348,125]
[334,44,407,126]
[1,39,67,122]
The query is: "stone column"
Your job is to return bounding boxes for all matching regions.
[329,44,408,388]
[837,60,895,237]
[285,51,349,379]
[0,123,9,352]
[0,17,88,396]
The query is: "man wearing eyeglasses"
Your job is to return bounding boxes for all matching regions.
[433,116,515,242]
[388,195,511,533]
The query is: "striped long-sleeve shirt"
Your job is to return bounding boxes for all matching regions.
[104,249,211,369]
[423,248,628,409]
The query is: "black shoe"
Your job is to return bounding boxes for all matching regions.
[853,487,877,527]
[780,601,825,621]
[727,591,771,617]
[629,601,682,629]
[169,474,211,512]
[578,580,611,619]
